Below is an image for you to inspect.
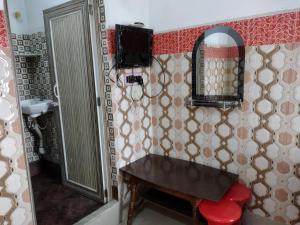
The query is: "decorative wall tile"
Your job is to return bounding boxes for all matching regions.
[107,29,115,56]
[0,11,8,48]
[248,12,298,46]
[182,53,204,161]
[11,32,59,164]
[107,11,300,56]
[178,26,212,54]
[97,0,118,187]
[0,34,33,225]
[11,33,52,101]
[153,31,179,55]
[151,11,300,55]
[111,67,153,169]
[149,43,300,225]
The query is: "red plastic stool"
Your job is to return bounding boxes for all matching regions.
[223,182,252,225]
[199,199,242,225]
[224,182,252,208]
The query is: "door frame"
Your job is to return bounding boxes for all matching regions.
[88,0,112,202]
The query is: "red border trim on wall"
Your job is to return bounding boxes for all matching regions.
[204,46,240,59]
[107,11,300,55]
[107,29,116,56]
[0,11,9,48]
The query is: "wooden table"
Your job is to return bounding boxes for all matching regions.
[120,154,238,225]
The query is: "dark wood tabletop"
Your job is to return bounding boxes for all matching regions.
[120,154,238,202]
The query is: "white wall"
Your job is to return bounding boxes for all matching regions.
[205,33,236,47]
[105,0,150,29]
[0,1,4,10]
[25,0,70,33]
[148,0,300,32]
[7,0,70,34]
[7,0,29,34]
[8,0,300,34]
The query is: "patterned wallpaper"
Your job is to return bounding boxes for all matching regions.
[107,10,300,225]
[111,67,153,170]
[152,11,300,55]
[201,56,238,96]
[0,10,33,225]
[11,33,52,101]
[107,11,300,55]
[0,11,8,48]
[150,44,300,224]
[151,11,300,225]
[11,32,59,164]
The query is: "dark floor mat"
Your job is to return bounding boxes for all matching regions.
[32,174,102,225]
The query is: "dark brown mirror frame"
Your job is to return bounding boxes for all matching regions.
[190,26,245,108]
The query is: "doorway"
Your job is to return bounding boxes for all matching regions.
[44,0,103,202]
[5,0,110,224]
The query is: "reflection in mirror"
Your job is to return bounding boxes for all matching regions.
[196,33,239,96]
[191,26,245,108]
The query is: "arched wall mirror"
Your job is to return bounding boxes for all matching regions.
[187,26,245,108]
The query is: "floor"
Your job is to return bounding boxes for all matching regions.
[31,173,285,225]
[131,208,187,225]
[130,208,285,225]
[32,174,102,225]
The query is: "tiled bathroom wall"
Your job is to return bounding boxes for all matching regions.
[11,33,52,100]
[107,10,300,225]
[0,10,33,225]
[11,32,59,164]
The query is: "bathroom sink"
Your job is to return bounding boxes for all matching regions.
[21,99,56,118]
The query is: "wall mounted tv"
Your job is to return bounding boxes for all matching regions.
[115,24,153,69]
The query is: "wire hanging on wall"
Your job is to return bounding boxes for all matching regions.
[108,63,124,88]
[108,55,167,101]
[142,56,166,99]
[130,68,144,102]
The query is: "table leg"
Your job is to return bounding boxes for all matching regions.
[127,182,138,225]
[192,200,201,225]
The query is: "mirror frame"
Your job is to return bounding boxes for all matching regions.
[191,26,245,107]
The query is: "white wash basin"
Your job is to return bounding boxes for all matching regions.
[21,99,55,118]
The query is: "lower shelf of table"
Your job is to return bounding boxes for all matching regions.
[141,188,207,224]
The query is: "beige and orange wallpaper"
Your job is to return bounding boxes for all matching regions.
[111,67,154,170]
[150,44,300,224]
[0,9,33,225]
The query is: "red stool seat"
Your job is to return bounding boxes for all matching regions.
[199,199,242,225]
[224,182,252,207]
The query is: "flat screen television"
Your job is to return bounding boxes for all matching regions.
[115,24,153,69]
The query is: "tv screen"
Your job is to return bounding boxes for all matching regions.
[116,25,153,69]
